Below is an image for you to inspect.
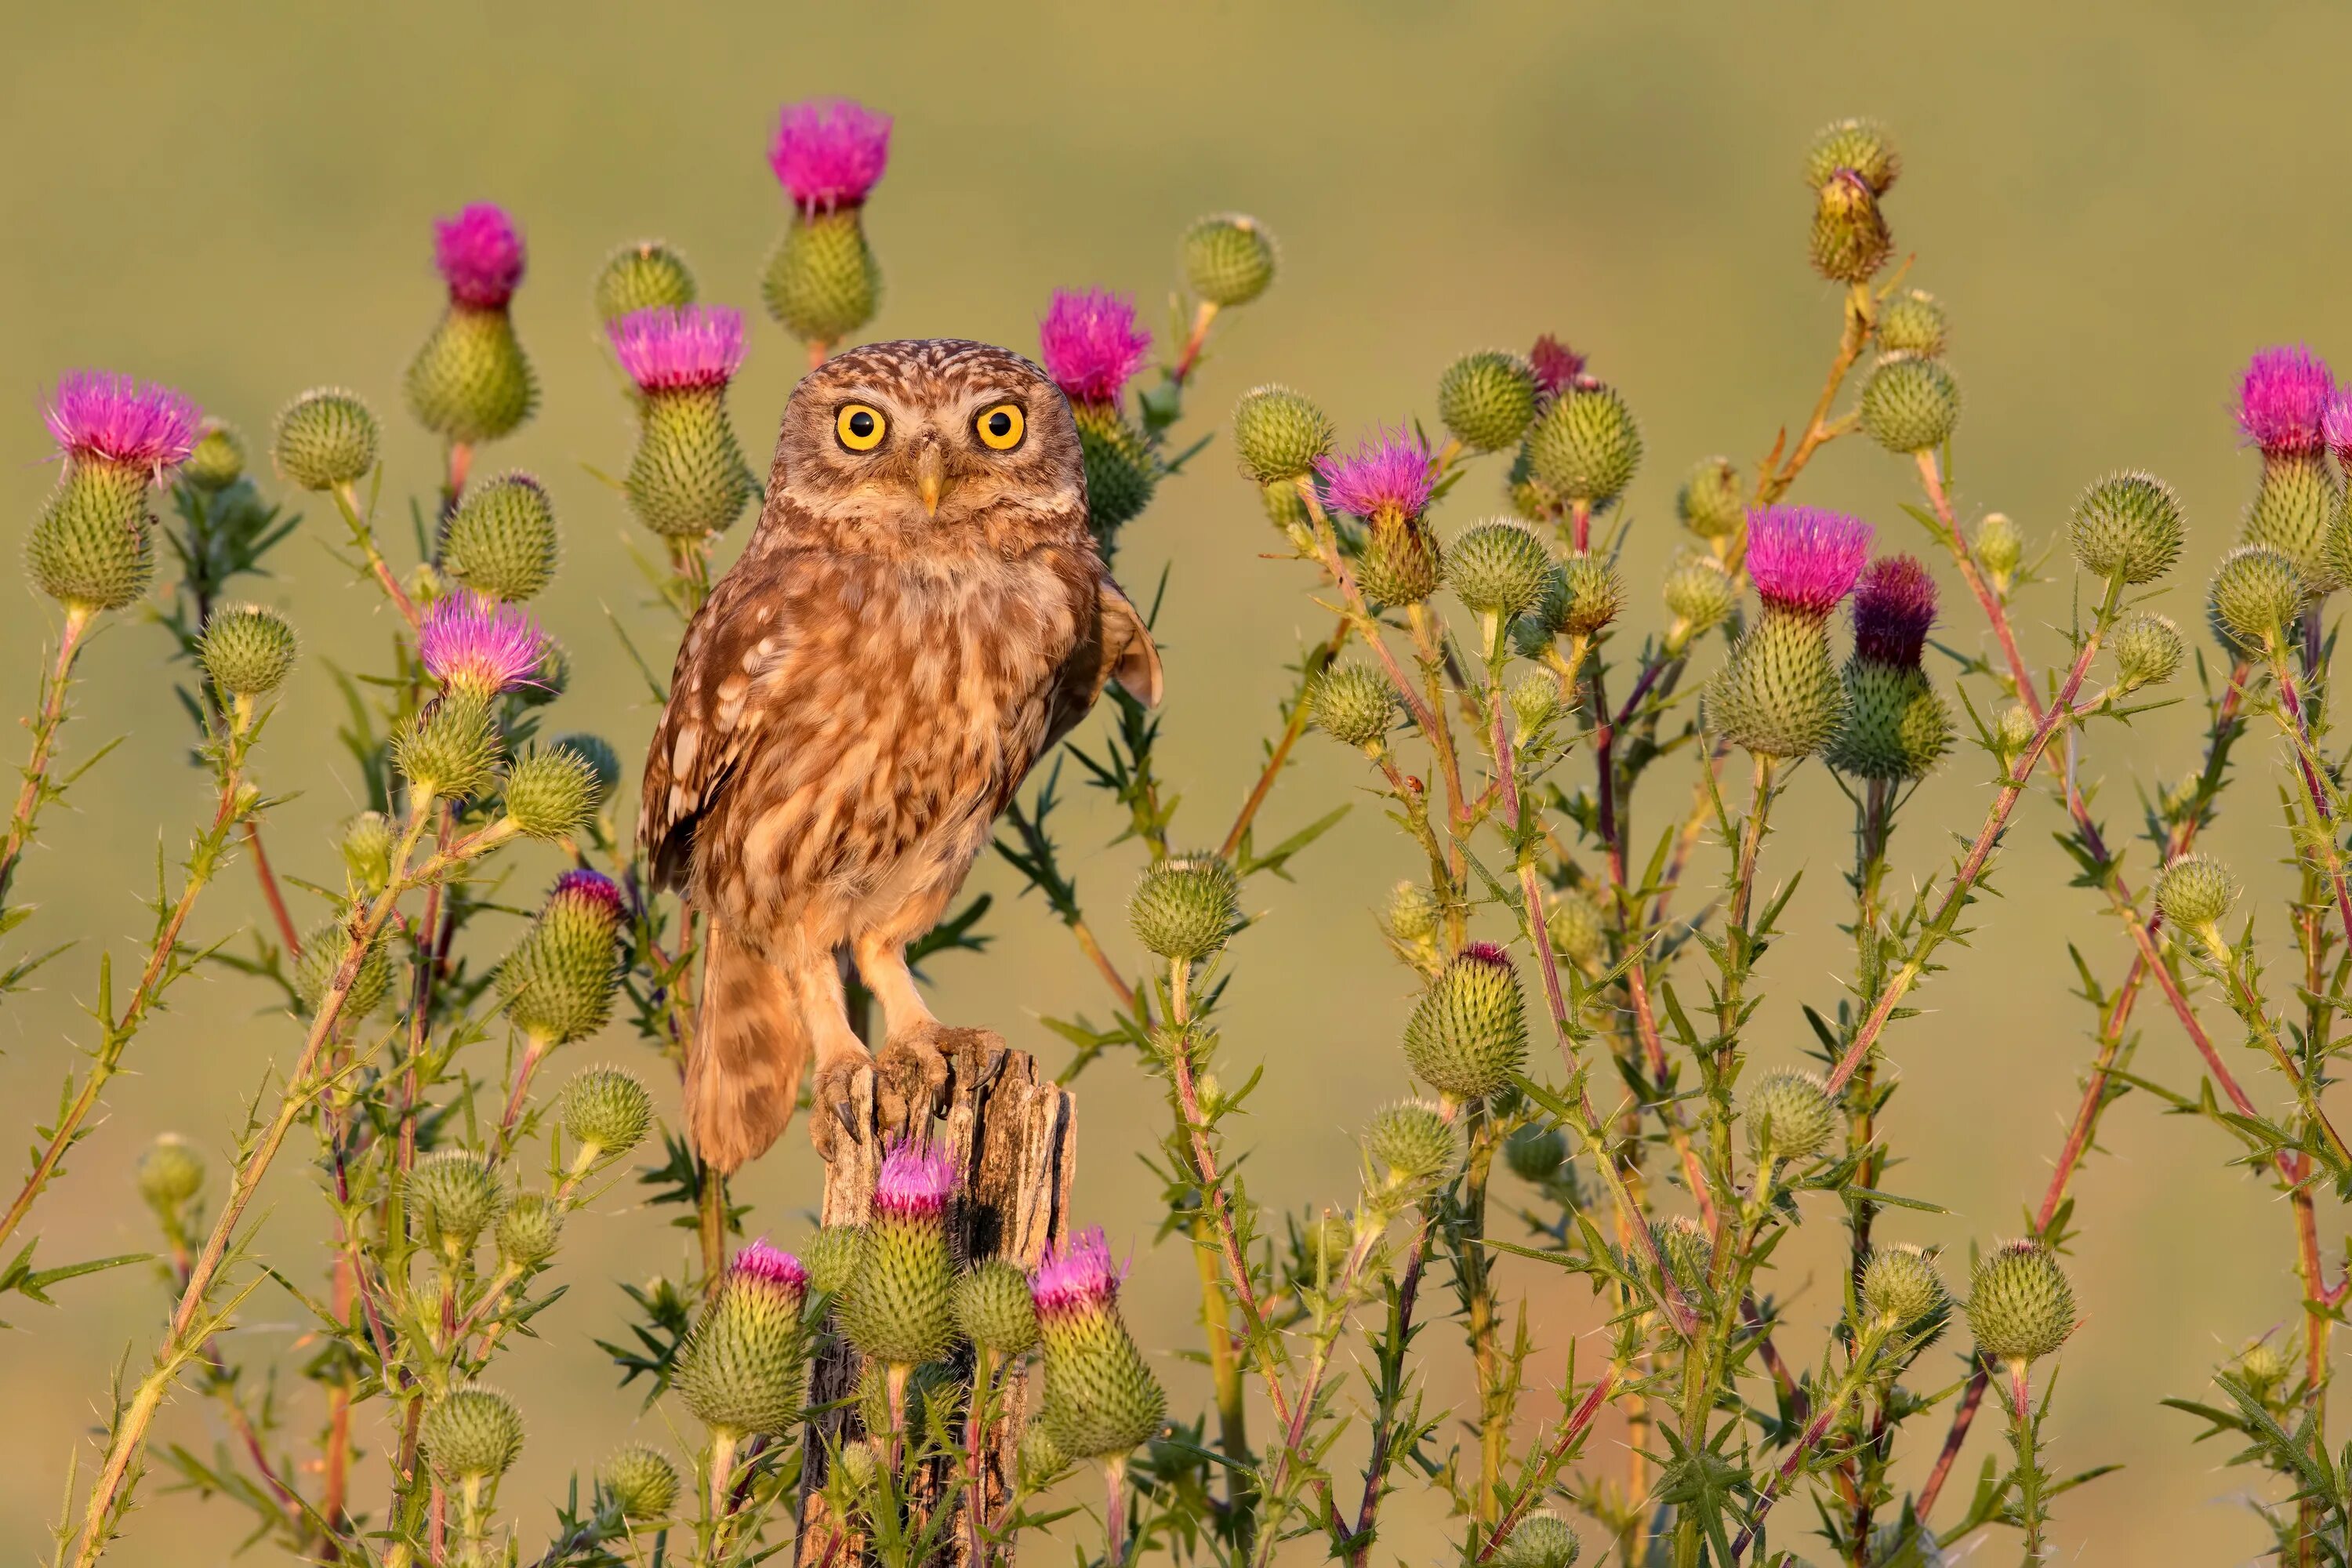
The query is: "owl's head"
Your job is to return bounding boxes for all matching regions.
[768,338,1090,551]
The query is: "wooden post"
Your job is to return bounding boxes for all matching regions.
[794,1029,1076,1567]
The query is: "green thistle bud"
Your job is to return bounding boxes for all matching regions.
[1292,1214,1354,1286]
[1973,512,2023,593]
[137,1134,205,1213]
[198,604,299,699]
[549,732,622,804]
[1129,854,1242,962]
[500,881,624,1047]
[1261,477,1313,547]
[2156,854,2237,944]
[1877,289,1948,357]
[1018,1419,1070,1490]
[835,1438,883,1498]
[2070,471,2185,586]
[1675,456,1745,542]
[763,209,880,346]
[1232,386,1334,485]
[1365,1098,1461,1194]
[441,473,559,601]
[295,920,393,1022]
[1827,662,1953,781]
[1857,353,1961,455]
[601,1443,680,1523]
[1504,1121,1569,1184]
[1309,662,1396,750]
[1706,606,1846,760]
[272,388,380,491]
[595,241,696,324]
[408,307,535,445]
[839,1149,959,1368]
[1809,172,1893,284]
[1356,518,1442,607]
[805,1225,869,1298]
[1655,1214,1711,1297]
[1993,703,2037,771]
[1182,213,1277,307]
[409,1149,506,1249]
[679,1244,811,1438]
[1035,1261,1167,1461]
[502,746,600,840]
[956,1259,1040,1356]
[337,808,390,891]
[1073,403,1159,546]
[1743,1067,1836,1161]
[495,1192,563,1268]
[1402,946,1529,1103]
[1385,882,1441,946]
[27,460,153,614]
[1438,351,1539,453]
[184,424,245,492]
[394,691,501,801]
[2236,1340,2294,1397]
[561,1065,653,1163]
[1663,554,1737,644]
[1495,1509,1582,1568]
[422,1385,524,1484]
[1965,1240,2076,1364]
[2243,451,2344,590]
[2109,612,2183,692]
[1805,117,1901,194]
[1560,553,1627,638]
[621,381,757,543]
[1508,670,1560,737]
[1525,386,1642,506]
[1547,889,1607,973]
[1860,1243,1947,1329]
[1447,520,1555,619]
[2209,543,2306,654]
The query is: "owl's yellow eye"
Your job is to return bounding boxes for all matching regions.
[974,402,1025,451]
[836,403,887,452]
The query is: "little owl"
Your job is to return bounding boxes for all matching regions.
[640,339,1160,1171]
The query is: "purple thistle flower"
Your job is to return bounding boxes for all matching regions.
[1029,1226,1122,1318]
[730,1237,809,1301]
[2238,345,2334,456]
[873,1144,956,1219]
[1529,335,1587,400]
[44,372,201,471]
[1038,289,1152,405]
[768,96,892,211]
[608,306,747,393]
[434,203,527,310]
[1746,506,1874,618]
[418,591,550,696]
[1457,941,1514,971]
[550,868,625,923]
[1316,428,1436,524]
[1851,554,1937,669]
[2325,388,2352,459]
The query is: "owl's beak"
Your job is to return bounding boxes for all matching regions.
[914,442,949,518]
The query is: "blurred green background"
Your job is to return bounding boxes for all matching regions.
[3,0,2347,1561]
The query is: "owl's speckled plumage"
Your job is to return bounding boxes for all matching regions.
[640,339,1160,1171]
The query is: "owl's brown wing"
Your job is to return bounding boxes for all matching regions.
[1039,571,1163,757]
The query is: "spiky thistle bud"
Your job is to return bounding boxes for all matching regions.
[561,1065,654,1163]
[609,305,758,542]
[1495,1510,1582,1568]
[1548,887,1606,974]
[1742,1067,1836,1162]
[295,920,393,1022]
[1810,169,1893,284]
[1504,1120,1569,1184]
[679,1240,811,1437]
[1559,553,1626,639]
[272,388,379,492]
[1030,1229,1167,1461]
[423,1385,524,1485]
[1965,1240,2076,1364]
[1508,670,1560,737]
[1877,289,1947,357]
[601,1443,680,1523]
[408,204,535,445]
[499,871,625,1046]
[28,373,201,615]
[1992,704,2037,774]
[1309,662,1396,751]
[1861,1243,1947,1330]
[1294,1214,1354,1283]
[183,423,244,492]
[198,604,299,700]
[956,1258,1040,1357]
[1385,882,1440,946]
[594,241,696,325]
[1018,1419,1070,1490]
[1182,213,1277,307]
[2236,1340,2295,1397]
[1129,854,1242,962]
[2156,854,2237,952]
[502,746,600,840]
[1232,386,1333,485]
[1805,118,1901,194]
[1655,1214,1711,1297]
[1439,351,1540,453]
[495,1192,563,1269]
[549,732,622,804]
[1675,456,1744,543]
[2070,471,2186,586]
[1656,557,1734,653]
[2209,543,2306,655]
[2109,612,2183,692]
[1365,1099,1462,1195]
[408,1149,506,1250]
[1403,944,1529,1104]
[804,1224,868,1298]
[1828,554,1952,781]
[393,691,499,801]
[1973,512,2024,592]
[137,1134,205,1214]
[1858,353,1961,455]
[440,472,559,601]
[1525,385,1642,506]
[763,98,891,346]
[1448,520,1555,620]
[840,1146,959,1368]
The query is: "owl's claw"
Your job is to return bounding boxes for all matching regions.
[876,1025,955,1140]
[809,1051,869,1163]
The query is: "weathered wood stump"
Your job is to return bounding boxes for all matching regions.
[793,1029,1075,1567]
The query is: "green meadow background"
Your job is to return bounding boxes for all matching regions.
[3,1,2347,1561]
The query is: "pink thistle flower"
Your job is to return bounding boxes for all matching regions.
[434,203,527,310]
[730,1237,809,1301]
[1316,428,1436,524]
[550,868,625,923]
[418,591,550,696]
[768,97,893,211]
[1529,335,1587,400]
[2238,345,2334,456]
[1746,506,1874,618]
[44,372,201,471]
[873,1144,956,1219]
[1029,1226,1123,1318]
[1457,942,1514,971]
[2325,388,2352,459]
[1038,289,1152,405]
[1851,554,1937,669]
[608,306,747,393]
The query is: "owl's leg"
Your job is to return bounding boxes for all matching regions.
[851,931,963,1137]
[782,935,875,1161]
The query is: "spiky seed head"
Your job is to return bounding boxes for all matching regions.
[1965,1240,2076,1363]
[1858,353,1961,455]
[679,1240,811,1436]
[956,1259,1040,1356]
[1743,1067,1836,1161]
[2156,854,2237,938]
[1495,1509,1582,1568]
[1018,1418,1070,1490]
[1676,456,1744,541]
[1308,662,1396,750]
[1828,661,1953,782]
[1663,554,1737,641]
[601,1443,680,1523]
[2070,471,2186,585]
[1182,213,1277,307]
[834,1436,883,1499]
[423,1385,524,1484]
[1547,888,1606,972]
[1365,1099,1462,1193]
[295,920,393,1022]
[1504,1121,1569,1184]
[502,746,600,840]
[1805,117,1901,194]
[1447,520,1556,619]
[272,389,379,491]
[1809,170,1893,283]
[1705,607,1846,760]
[406,303,536,445]
[623,376,758,543]
[2110,612,2184,692]
[495,1192,563,1268]
[441,472,560,601]
[408,1149,506,1249]
[1524,385,1642,505]
[1403,944,1529,1102]
[1861,1243,1947,1328]
[1231,385,1333,485]
[2209,543,2307,654]
[1655,1214,1711,1296]
[839,1147,960,1367]
[198,604,299,699]
[762,207,880,345]
[1030,1229,1167,1460]
[2241,450,2344,590]
[499,872,625,1044]
[1508,670,1560,735]
[1356,517,1443,607]
[27,460,153,613]
[183,423,245,491]
[1973,512,2024,591]
[1438,351,1540,452]
[394,691,501,801]
[804,1225,869,1298]
[1070,401,1160,546]
[137,1134,205,1211]
[1877,289,1947,357]
[561,1065,653,1162]
[1560,553,1626,637]
[595,241,696,324]
[1129,854,1242,962]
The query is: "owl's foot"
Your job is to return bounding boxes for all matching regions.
[874,1025,1003,1139]
[809,1050,870,1163]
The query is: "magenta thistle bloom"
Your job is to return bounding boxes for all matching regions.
[418,591,550,696]
[1529,335,1587,400]
[2325,388,2352,459]
[2238,345,2334,456]
[1746,506,1874,618]
[1851,554,1937,668]
[609,306,747,393]
[730,1237,809,1301]
[1316,428,1436,524]
[550,868,625,922]
[1029,1226,1123,1317]
[434,203,527,310]
[1457,941,1513,971]
[1038,289,1152,405]
[873,1144,956,1219]
[768,96,892,211]
[45,372,201,471]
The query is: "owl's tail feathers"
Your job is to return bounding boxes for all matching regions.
[684,920,807,1174]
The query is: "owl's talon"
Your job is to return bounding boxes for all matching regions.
[809,1053,868,1162]
[876,1025,956,1138]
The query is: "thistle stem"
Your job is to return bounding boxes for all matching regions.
[0,604,93,916]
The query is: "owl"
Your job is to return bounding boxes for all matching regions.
[639,339,1161,1171]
